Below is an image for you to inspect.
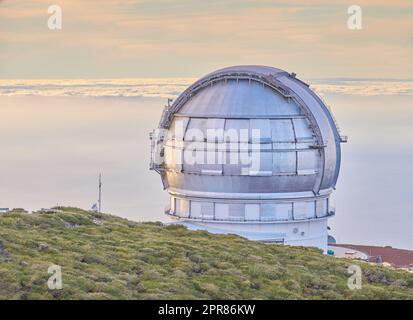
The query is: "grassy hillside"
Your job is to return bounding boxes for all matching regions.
[0,207,412,300]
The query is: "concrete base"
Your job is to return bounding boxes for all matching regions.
[169,216,328,253]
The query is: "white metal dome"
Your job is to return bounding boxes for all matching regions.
[150,65,346,251]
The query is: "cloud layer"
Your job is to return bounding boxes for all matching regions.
[1,78,412,98]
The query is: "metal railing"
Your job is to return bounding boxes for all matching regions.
[165,208,334,223]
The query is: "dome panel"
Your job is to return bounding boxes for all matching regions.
[177,79,302,117]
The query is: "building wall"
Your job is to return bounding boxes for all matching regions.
[175,217,329,252]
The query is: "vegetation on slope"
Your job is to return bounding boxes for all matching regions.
[0,207,412,300]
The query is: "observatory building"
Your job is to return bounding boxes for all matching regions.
[150,66,346,252]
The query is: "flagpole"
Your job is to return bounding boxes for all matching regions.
[98,173,102,213]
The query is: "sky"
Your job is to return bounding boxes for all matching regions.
[0,0,412,79]
[1,0,413,249]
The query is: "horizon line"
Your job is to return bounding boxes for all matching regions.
[0,77,413,82]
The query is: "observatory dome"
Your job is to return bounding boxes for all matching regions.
[150,65,346,251]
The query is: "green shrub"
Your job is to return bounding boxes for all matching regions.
[0,207,412,300]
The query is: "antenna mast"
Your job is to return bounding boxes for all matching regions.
[98,173,102,213]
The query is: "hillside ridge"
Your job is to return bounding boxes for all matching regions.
[0,207,412,299]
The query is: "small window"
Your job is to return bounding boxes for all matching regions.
[201,202,214,219]
[294,201,315,219]
[245,204,260,220]
[176,198,189,217]
[316,199,327,217]
[229,203,245,220]
[215,203,229,220]
[190,201,213,219]
[260,204,276,220]
[275,203,293,220]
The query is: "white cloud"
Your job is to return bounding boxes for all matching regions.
[1,78,412,97]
